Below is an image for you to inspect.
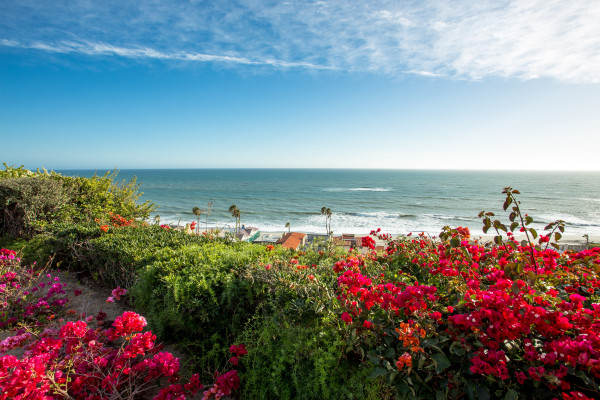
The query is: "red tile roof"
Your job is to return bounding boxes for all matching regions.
[276,232,307,250]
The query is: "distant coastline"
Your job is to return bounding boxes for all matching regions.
[58,168,600,238]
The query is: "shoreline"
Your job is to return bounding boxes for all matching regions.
[173,224,600,249]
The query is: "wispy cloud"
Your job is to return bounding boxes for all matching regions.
[1,0,599,82]
[0,38,334,69]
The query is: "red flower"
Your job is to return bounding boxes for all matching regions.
[341,312,353,325]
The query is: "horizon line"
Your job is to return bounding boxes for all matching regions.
[45,167,600,173]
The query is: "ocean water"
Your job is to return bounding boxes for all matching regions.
[57,169,600,237]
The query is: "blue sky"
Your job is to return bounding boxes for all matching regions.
[1,0,599,170]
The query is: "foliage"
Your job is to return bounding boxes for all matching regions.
[0,310,203,400]
[131,240,269,379]
[0,164,156,238]
[0,176,72,238]
[238,313,388,400]
[3,179,600,399]
[332,189,600,399]
[0,248,68,331]
[0,250,244,400]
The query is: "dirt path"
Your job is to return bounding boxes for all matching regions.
[55,269,188,362]
[1,269,191,399]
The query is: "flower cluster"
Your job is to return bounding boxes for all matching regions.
[106,286,127,303]
[0,310,203,399]
[1,250,69,331]
[331,228,600,398]
[96,212,136,233]
[0,254,242,400]
[361,236,376,250]
[228,344,248,366]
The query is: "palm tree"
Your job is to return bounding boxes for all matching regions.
[285,222,290,233]
[229,205,241,234]
[321,207,332,238]
[205,201,214,231]
[192,206,204,234]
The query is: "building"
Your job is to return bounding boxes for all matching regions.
[254,232,284,244]
[236,226,260,242]
[276,232,307,251]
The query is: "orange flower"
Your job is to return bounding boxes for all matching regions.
[100,225,109,232]
[396,352,412,370]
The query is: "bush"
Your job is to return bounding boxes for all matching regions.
[0,164,156,238]
[0,176,72,238]
[131,240,270,377]
[239,314,388,400]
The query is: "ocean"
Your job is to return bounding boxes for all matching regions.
[57,169,600,237]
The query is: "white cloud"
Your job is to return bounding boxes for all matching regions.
[0,38,334,69]
[1,0,599,82]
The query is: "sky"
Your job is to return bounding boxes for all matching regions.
[1,0,599,170]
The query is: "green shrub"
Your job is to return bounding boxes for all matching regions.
[132,240,268,339]
[238,314,390,400]
[59,169,156,222]
[0,164,156,235]
[0,176,72,238]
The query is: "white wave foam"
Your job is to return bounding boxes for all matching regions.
[151,210,600,237]
[579,198,600,203]
[323,187,391,192]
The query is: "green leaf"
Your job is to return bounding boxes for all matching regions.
[511,281,520,295]
[384,334,393,347]
[450,238,461,248]
[436,390,446,400]
[367,350,381,365]
[504,388,519,400]
[574,369,593,386]
[503,197,512,211]
[485,212,495,216]
[449,341,466,356]
[508,241,518,250]
[529,228,538,239]
[387,370,399,385]
[384,347,396,358]
[431,353,451,373]
[465,382,476,400]
[368,366,388,379]
[477,385,491,400]
[551,243,559,250]
[510,222,519,231]
[494,235,502,245]
[483,226,489,234]
[525,216,533,225]
[554,232,562,241]
[383,360,394,371]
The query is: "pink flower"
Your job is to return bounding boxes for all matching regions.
[111,286,127,300]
